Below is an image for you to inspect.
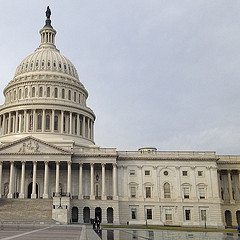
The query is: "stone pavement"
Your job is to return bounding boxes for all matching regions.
[0,224,101,240]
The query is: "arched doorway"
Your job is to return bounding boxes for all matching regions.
[95,207,102,222]
[236,211,240,225]
[27,182,38,198]
[225,210,232,226]
[107,207,114,223]
[72,207,78,223]
[83,207,90,223]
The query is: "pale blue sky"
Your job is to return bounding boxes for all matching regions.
[1,1,240,154]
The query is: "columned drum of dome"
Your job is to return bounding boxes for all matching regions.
[0,8,95,147]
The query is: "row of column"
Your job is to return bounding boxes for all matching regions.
[0,161,117,200]
[0,110,94,140]
[218,170,239,204]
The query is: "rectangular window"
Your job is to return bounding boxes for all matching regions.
[182,171,188,176]
[131,209,137,219]
[199,187,205,199]
[145,170,150,176]
[183,187,189,199]
[165,209,172,221]
[198,171,203,177]
[130,170,135,176]
[130,187,136,198]
[185,210,191,221]
[147,209,152,219]
[146,187,151,198]
[74,92,77,102]
[201,210,207,221]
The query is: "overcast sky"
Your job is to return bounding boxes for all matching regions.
[1,1,240,154]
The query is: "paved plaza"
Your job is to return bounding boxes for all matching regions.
[0,224,101,240]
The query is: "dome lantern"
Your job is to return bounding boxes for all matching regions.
[39,6,57,50]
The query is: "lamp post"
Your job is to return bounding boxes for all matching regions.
[58,192,62,209]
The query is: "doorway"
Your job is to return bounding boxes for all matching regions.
[72,207,78,223]
[83,207,90,223]
[27,182,38,198]
[95,207,102,222]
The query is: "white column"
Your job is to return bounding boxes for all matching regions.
[78,163,83,199]
[87,118,90,138]
[113,163,118,199]
[2,114,5,135]
[77,114,80,136]
[0,161,2,198]
[23,110,27,132]
[43,161,49,198]
[228,170,234,203]
[69,112,72,134]
[31,161,37,198]
[19,161,26,198]
[8,112,11,134]
[33,109,36,132]
[82,116,85,137]
[51,109,55,132]
[90,163,95,200]
[61,111,64,133]
[55,161,60,195]
[26,112,29,132]
[67,161,72,196]
[42,109,45,132]
[19,113,22,133]
[102,163,106,200]
[8,161,14,198]
[15,111,19,133]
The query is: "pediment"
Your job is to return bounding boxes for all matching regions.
[0,136,71,155]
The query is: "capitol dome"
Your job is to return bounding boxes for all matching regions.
[0,9,95,147]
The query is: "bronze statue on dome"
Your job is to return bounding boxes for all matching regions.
[46,6,51,19]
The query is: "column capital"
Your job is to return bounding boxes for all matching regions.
[44,161,49,165]
[67,161,72,166]
[56,161,60,165]
[79,163,83,167]
[33,161,37,165]
[113,163,117,168]
[90,163,94,167]
[101,163,106,167]
[21,161,26,164]
[0,161,3,165]
[227,169,232,173]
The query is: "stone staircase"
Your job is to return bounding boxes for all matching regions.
[0,199,56,224]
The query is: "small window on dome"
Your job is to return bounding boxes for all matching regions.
[32,87,35,97]
[74,92,76,102]
[47,61,50,67]
[42,61,44,67]
[21,65,24,70]
[19,89,22,99]
[59,63,62,68]
[62,89,65,99]
[30,62,33,68]
[53,61,56,67]
[39,87,43,97]
[36,61,39,67]
[25,63,28,68]
[68,65,71,72]
[54,88,58,98]
[68,90,71,100]
[47,87,50,97]
[64,64,66,70]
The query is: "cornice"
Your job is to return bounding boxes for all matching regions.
[117,156,219,161]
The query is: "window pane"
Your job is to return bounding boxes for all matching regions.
[54,116,58,131]
[46,115,50,130]
[185,210,191,220]
[37,115,42,130]
[131,187,136,198]
[147,209,152,219]
[164,183,171,198]
[146,187,151,198]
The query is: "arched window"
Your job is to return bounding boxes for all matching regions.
[25,88,28,98]
[39,87,43,97]
[63,116,66,132]
[62,89,65,99]
[45,115,50,130]
[75,117,77,134]
[19,89,22,99]
[74,92,76,102]
[32,87,35,97]
[37,114,42,130]
[68,90,71,100]
[164,182,171,198]
[54,87,58,98]
[47,87,50,97]
[54,115,58,131]
[14,90,16,100]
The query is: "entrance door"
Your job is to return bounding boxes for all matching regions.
[27,182,38,198]
[83,207,90,223]
[225,210,232,226]
[95,207,102,222]
[107,207,114,223]
[72,207,78,223]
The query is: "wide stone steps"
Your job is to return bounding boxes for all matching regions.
[0,199,55,224]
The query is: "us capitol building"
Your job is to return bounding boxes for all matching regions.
[0,8,239,228]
